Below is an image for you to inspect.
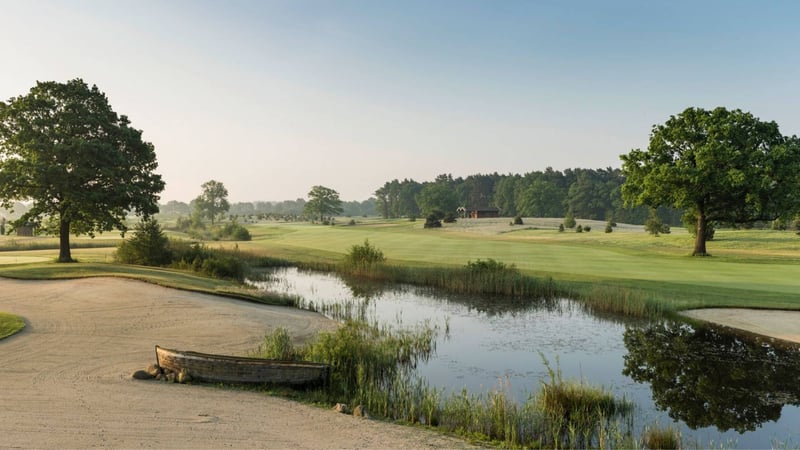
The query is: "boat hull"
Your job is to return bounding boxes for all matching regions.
[155,345,329,387]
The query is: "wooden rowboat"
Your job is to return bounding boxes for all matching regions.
[155,345,329,387]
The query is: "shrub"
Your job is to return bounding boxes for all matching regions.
[170,241,246,281]
[253,327,297,360]
[558,223,565,232]
[513,216,523,225]
[344,239,386,269]
[564,211,576,228]
[115,218,172,266]
[605,222,613,233]
[424,214,442,228]
[443,212,457,223]
[646,210,671,236]
[220,221,252,241]
[466,258,515,273]
[583,225,591,232]
[576,224,583,233]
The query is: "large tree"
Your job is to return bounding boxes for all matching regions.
[304,185,342,222]
[194,179,230,225]
[621,107,800,256]
[0,79,164,262]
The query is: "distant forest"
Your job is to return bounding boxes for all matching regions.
[157,167,683,226]
[373,168,683,225]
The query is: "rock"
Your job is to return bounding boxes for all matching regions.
[131,369,154,380]
[353,405,369,419]
[333,403,349,414]
[146,364,162,377]
[177,368,191,384]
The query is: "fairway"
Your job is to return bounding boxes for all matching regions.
[240,219,800,310]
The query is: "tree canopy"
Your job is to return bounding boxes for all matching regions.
[0,79,164,262]
[194,179,230,224]
[621,107,800,256]
[304,185,342,222]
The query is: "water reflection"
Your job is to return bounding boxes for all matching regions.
[623,320,800,433]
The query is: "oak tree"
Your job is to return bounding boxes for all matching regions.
[621,107,800,256]
[194,180,230,225]
[0,79,165,262]
[304,185,342,222]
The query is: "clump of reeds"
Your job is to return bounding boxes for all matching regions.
[579,284,667,319]
[641,422,682,449]
[252,327,297,360]
[531,357,634,448]
[254,321,638,449]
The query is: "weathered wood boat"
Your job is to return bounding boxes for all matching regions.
[155,345,329,387]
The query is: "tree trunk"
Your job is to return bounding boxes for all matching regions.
[58,217,73,263]
[693,212,708,256]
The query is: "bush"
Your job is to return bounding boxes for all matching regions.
[253,327,297,361]
[513,216,523,225]
[646,210,671,236]
[344,239,386,269]
[220,221,252,241]
[583,225,591,232]
[443,212,457,223]
[466,258,515,273]
[424,214,442,228]
[605,221,613,233]
[115,218,172,266]
[558,223,565,232]
[576,225,583,233]
[170,241,246,281]
[564,211,576,228]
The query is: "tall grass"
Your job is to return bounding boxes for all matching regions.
[253,321,638,448]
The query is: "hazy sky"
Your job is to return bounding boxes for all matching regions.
[2,1,799,202]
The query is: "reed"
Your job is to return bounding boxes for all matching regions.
[576,284,668,319]
[254,320,641,449]
[641,422,681,449]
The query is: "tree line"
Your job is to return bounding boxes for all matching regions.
[374,169,682,225]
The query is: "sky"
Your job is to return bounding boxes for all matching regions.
[1,0,799,203]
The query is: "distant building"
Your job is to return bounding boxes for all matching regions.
[469,208,500,219]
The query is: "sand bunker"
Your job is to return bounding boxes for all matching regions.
[0,277,473,448]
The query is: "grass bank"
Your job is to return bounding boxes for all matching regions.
[232,219,800,313]
[0,312,25,339]
[0,262,293,306]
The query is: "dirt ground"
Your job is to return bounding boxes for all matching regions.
[0,277,476,449]
[680,308,800,344]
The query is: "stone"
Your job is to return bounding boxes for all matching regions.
[353,405,369,419]
[131,369,154,380]
[333,403,349,414]
[177,368,191,384]
[145,364,162,377]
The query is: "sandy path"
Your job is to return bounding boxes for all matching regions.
[681,308,800,344]
[0,277,474,449]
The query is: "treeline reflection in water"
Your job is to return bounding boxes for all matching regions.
[624,320,800,433]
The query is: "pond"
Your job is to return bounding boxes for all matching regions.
[253,268,800,448]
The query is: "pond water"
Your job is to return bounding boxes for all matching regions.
[253,268,800,448]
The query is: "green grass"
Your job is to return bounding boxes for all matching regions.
[2,218,799,313]
[0,312,25,339]
[228,220,800,312]
[0,261,292,306]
